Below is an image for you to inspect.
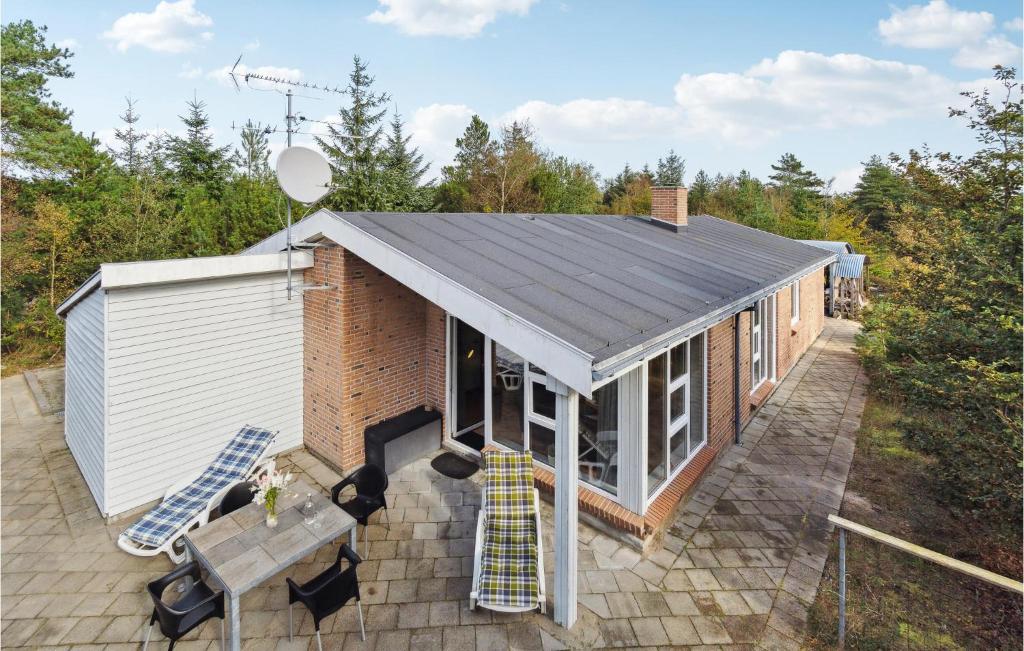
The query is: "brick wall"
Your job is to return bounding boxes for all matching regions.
[303,243,446,473]
[650,187,688,226]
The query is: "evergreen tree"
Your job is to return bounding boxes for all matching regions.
[381,112,431,210]
[768,152,823,192]
[655,149,685,186]
[437,114,494,211]
[111,96,146,175]
[852,155,907,231]
[166,95,231,196]
[232,120,271,179]
[688,169,711,214]
[316,55,390,211]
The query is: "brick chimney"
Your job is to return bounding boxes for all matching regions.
[650,186,688,229]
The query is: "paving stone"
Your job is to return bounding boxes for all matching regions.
[474,623,508,650]
[605,592,642,618]
[598,619,637,648]
[691,615,732,644]
[630,617,669,646]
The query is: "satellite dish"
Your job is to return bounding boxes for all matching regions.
[276,146,332,204]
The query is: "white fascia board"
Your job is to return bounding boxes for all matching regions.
[56,271,101,318]
[591,254,837,383]
[244,210,595,397]
[99,252,313,290]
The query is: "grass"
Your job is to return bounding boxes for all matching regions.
[805,397,1023,650]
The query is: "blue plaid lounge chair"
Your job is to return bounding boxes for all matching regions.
[470,450,546,613]
[117,425,276,563]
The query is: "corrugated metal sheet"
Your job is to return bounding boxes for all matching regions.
[835,253,866,279]
[331,211,832,365]
[798,240,854,255]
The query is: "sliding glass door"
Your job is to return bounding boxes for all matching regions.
[451,318,485,452]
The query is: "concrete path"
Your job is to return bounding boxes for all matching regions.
[0,319,865,649]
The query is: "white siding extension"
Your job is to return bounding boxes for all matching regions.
[64,287,107,511]
[103,272,304,516]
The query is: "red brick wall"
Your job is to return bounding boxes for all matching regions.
[303,243,446,473]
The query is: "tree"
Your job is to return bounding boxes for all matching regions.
[481,121,544,214]
[535,156,601,214]
[232,120,271,179]
[111,97,147,175]
[0,20,75,176]
[852,155,907,231]
[655,149,685,186]
[437,115,494,211]
[603,164,652,215]
[688,169,712,214]
[769,152,823,192]
[316,55,390,211]
[166,95,231,196]
[381,112,432,211]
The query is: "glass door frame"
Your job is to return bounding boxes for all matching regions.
[446,316,491,456]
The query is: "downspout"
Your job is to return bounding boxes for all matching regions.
[735,305,756,445]
[733,313,741,444]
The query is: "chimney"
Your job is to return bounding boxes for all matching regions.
[650,186,688,230]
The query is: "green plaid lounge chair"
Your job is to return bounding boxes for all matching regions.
[470,450,546,613]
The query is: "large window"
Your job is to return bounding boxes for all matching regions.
[579,382,618,495]
[647,332,706,497]
[791,280,800,324]
[526,364,557,466]
[751,295,776,391]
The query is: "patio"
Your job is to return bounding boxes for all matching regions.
[1,319,864,649]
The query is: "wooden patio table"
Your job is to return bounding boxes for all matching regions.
[183,479,357,651]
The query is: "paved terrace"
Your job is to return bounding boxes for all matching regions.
[1,319,865,649]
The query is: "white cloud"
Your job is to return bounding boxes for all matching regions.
[878,0,993,49]
[952,35,1023,68]
[1004,17,1023,31]
[178,62,203,78]
[501,98,682,143]
[102,0,213,53]
[407,103,475,173]
[207,63,302,90]
[831,165,864,193]
[56,38,78,50]
[878,1,1020,68]
[366,0,538,37]
[674,51,954,142]
[243,39,261,50]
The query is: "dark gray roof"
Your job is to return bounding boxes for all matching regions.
[329,211,833,365]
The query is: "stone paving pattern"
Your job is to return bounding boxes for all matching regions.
[1,320,864,649]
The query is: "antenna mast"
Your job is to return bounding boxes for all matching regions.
[229,57,346,300]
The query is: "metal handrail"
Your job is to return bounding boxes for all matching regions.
[828,514,1024,649]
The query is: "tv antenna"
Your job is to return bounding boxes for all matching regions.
[227,55,353,299]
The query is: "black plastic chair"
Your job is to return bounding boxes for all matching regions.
[218,480,256,517]
[143,561,225,651]
[286,543,365,650]
[331,464,388,554]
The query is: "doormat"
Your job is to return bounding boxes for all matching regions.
[455,430,485,451]
[431,452,479,480]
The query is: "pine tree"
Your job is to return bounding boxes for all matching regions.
[111,97,146,175]
[688,169,712,214]
[316,55,390,211]
[852,155,907,231]
[768,153,823,193]
[166,94,231,196]
[451,115,493,179]
[655,149,685,186]
[232,120,271,179]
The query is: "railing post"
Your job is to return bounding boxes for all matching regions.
[838,527,847,649]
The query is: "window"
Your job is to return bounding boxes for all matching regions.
[526,366,557,466]
[579,382,618,495]
[647,332,707,497]
[791,280,800,324]
[751,296,776,391]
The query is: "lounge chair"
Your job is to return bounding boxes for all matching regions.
[118,425,277,563]
[470,450,546,613]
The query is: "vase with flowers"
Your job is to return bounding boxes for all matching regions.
[252,461,293,528]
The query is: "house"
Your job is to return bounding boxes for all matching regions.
[58,186,836,627]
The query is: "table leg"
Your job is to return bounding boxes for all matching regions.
[228,592,241,651]
[183,545,194,592]
[350,526,358,556]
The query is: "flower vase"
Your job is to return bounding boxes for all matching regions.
[265,505,278,528]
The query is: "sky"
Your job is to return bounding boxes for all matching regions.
[5,0,1022,191]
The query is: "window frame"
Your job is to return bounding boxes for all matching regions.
[751,296,776,392]
[645,333,708,505]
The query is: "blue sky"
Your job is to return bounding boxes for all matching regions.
[6,0,1022,190]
